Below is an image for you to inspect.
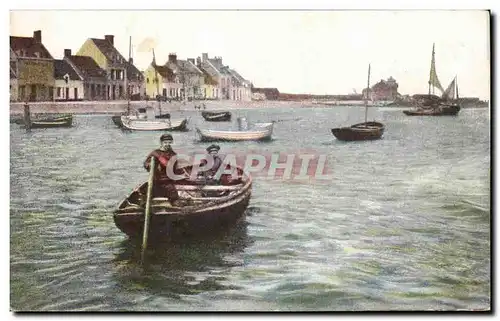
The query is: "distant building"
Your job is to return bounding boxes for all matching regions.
[53,56,83,101]
[196,60,219,99]
[165,54,204,100]
[251,87,280,100]
[10,30,55,102]
[228,68,252,101]
[63,49,108,100]
[362,76,399,101]
[76,34,143,100]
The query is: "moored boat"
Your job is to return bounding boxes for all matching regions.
[113,169,252,240]
[21,115,73,129]
[403,44,461,116]
[196,122,274,142]
[403,104,460,116]
[331,64,385,142]
[201,111,232,122]
[331,121,384,141]
[120,116,188,131]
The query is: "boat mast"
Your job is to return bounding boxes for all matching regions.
[455,75,459,101]
[428,43,434,95]
[125,36,131,115]
[364,63,371,123]
[152,49,162,114]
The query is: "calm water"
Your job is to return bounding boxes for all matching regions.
[10,106,490,311]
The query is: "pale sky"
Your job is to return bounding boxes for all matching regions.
[10,10,490,99]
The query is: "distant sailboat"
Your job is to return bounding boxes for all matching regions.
[403,44,461,116]
[331,64,385,141]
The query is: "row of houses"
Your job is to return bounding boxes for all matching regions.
[143,53,252,101]
[10,30,253,102]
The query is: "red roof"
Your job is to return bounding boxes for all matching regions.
[10,36,53,59]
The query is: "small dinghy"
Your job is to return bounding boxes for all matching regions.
[19,115,73,129]
[201,111,232,122]
[196,117,273,142]
[113,167,252,240]
[120,116,188,131]
[331,121,384,141]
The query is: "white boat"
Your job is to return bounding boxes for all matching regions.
[196,121,274,142]
[120,116,188,131]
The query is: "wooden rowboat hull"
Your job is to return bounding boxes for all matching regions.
[29,116,73,129]
[201,111,232,122]
[119,117,188,131]
[196,123,273,142]
[113,173,252,240]
[114,190,251,240]
[331,121,384,141]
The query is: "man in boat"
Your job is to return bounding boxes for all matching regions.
[199,144,223,182]
[200,144,243,187]
[143,134,185,203]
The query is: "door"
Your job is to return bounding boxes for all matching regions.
[30,85,37,101]
[74,88,78,100]
[65,88,69,100]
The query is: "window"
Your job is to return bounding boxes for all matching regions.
[34,52,40,58]
[147,78,149,84]
[57,87,61,97]
[19,86,25,99]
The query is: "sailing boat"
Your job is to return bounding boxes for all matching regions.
[152,48,171,119]
[112,39,187,131]
[403,43,461,116]
[331,64,385,141]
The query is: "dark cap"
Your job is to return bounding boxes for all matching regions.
[160,134,173,142]
[206,144,220,152]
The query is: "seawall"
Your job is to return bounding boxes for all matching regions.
[9,100,310,115]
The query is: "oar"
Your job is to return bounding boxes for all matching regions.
[141,157,156,264]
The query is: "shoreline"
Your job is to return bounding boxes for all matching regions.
[9,100,311,115]
[9,100,489,116]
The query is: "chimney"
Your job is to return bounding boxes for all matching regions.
[104,35,114,45]
[129,57,133,65]
[64,49,72,57]
[33,30,42,43]
[168,53,177,63]
[202,53,208,62]
[196,57,201,66]
[187,58,195,65]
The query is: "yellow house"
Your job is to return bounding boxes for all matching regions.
[10,30,55,102]
[76,35,144,100]
[144,62,183,99]
[199,66,218,99]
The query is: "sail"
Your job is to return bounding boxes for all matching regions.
[428,43,444,93]
[441,77,456,100]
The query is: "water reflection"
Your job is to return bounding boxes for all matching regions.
[112,222,252,298]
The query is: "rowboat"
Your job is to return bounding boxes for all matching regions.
[201,111,232,122]
[19,115,73,129]
[14,115,73,128]
[195,122,274,142]
[113,169,252,240]
[331,121,384,141]
[116,116,188,131]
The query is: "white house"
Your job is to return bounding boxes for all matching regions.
[54,58,84,101]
